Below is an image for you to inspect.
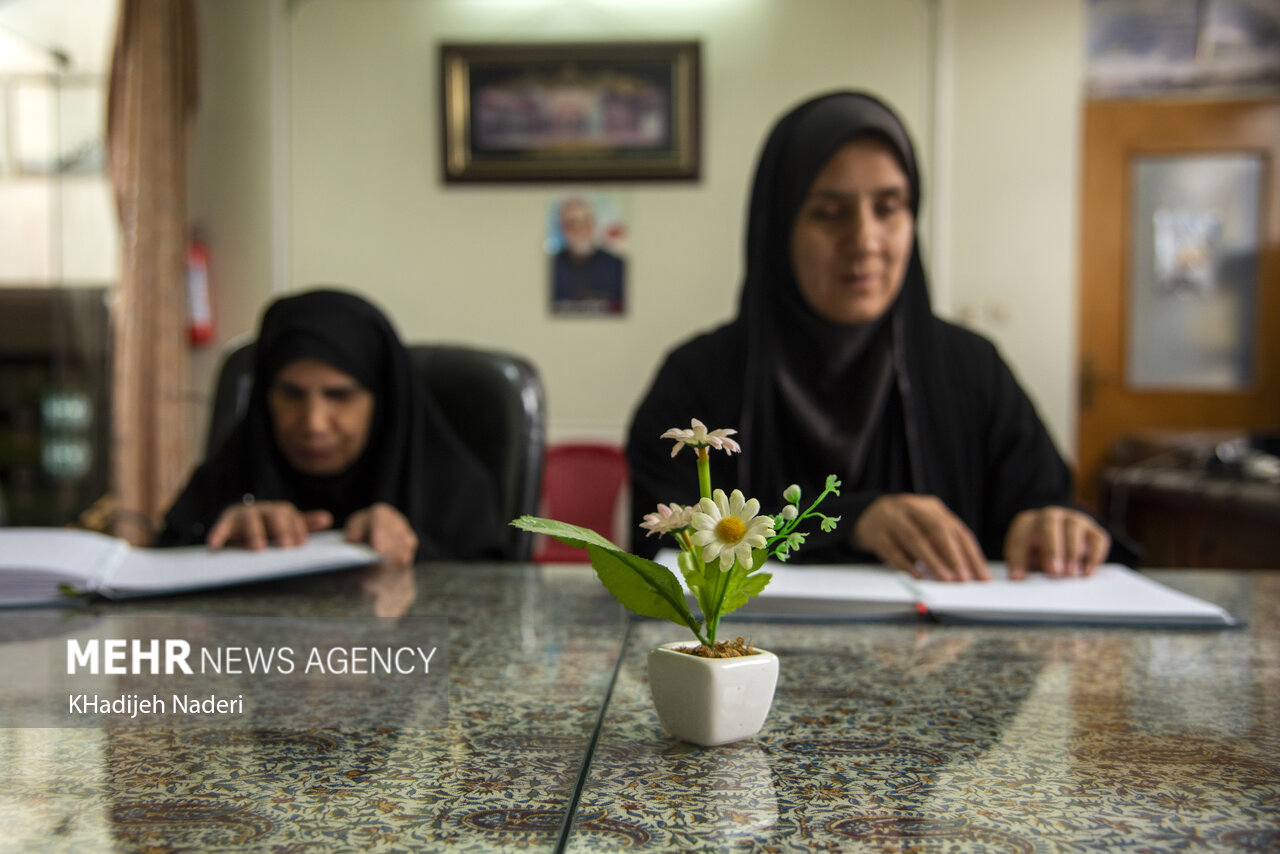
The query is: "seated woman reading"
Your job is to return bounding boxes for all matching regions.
[159,288,502,565]
[628,91,1115,582]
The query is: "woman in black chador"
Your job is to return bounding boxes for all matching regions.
[628,91,1115,581]
[160,289,502,565]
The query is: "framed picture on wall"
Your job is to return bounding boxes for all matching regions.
[547,192,629,316]
[440,41,701,183]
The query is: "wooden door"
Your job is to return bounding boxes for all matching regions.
[1077,98,1280,504]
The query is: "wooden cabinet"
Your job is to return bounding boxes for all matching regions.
[1099,433,1280,569]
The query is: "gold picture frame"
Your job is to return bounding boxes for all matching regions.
[440,41,701,183]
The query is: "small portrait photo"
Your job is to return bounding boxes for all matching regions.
[547,193,628,316]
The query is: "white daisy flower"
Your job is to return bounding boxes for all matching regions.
[639,503,694,538]
[689,488,774,571]
[660,418,742,458]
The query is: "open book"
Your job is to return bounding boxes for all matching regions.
[655,551,1237,627]
[0,528,379,607]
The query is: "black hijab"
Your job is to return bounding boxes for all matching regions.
[736,91,974,523]
[628,90,1094,561]
[160,288,503,560]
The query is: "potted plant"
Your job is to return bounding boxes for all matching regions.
[512,419,840,746]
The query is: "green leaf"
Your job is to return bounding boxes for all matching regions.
[586,545,702,636]
[678,548,724,623]
[513,516,704,642]
[702,549,771,621]
[510,516,622,553]
[719,563,772,617]
[677,549,705,596]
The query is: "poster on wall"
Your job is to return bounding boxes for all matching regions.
[1086,0,1280,96]
[1127,153,1261,390]
[546,193,628,317]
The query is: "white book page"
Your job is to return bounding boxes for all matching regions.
[0,529,130,604]
[655,549,916,617]
[0,527,129,606]
[655,550,1235,625]
[0,528,127,578]
[104,531,379,597]
[909,563,1235,625]
[751,564,913,605]
[737,564,918,618]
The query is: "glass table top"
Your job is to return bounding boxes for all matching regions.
[1,563,626,852]
[1,565,1276,852]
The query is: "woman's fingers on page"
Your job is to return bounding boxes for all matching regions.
[254,503,296,547]
[909,495,986,582]
[1039,507,1109,577]
[878,539,919,578]
[345,504,416,566]
[1075,514,1110,577]
[304,509,334,532]
[1005,507,1110,579]
[879,500,949,579]
[854,497,922,577]
[1039,509,1067,576]
[957,525,991,582]
[1003,511,1038,579]
[856,494,988,582]
[366,503,417,567]
[206,510,233,549]
[900,524,955,582]
[1062,511,1089,576]
[260,506,288,546]
[929,514,987,582]
[239,508,267,551]
[344,509,371,545]
[208,501,320,550]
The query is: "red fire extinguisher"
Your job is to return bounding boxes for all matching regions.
[186,238,215,346]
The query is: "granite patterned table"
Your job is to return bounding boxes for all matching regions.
[2,565,1277,853]
[566,571,1280,852]
[1,564,626,853]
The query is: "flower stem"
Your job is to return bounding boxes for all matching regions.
[678,529,694,553]
[696,449,712,501]
[702,552,721,645]
[706,562,734,646]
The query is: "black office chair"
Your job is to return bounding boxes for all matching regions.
[205,340,546,561]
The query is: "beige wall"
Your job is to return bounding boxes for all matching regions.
[191,0,1083,459]
[946,0,1083,456]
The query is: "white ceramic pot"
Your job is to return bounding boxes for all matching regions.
[647,641,779,747]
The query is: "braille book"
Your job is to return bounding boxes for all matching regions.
[0,529,378,607]
[655,551,1237,627]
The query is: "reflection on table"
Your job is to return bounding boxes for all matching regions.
[1,563,626,852]
[566,571,1280,852]
[2,565,1277,853]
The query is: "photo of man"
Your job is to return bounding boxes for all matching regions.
[549,194,627,315]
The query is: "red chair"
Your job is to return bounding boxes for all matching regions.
[534,443,629,563]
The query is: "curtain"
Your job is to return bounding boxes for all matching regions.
[106,0,199,544]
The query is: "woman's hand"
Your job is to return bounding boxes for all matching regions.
[344,502,418,567]
[207,500,333,550]
[1004,507,1110,579]
[853,494,989,582]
